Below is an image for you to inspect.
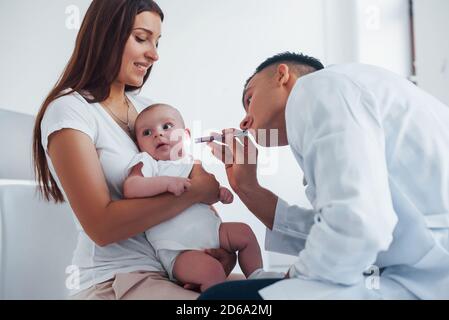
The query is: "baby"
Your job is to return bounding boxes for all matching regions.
[123,103,264,292]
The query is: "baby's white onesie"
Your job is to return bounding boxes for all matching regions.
[126,153,222,280]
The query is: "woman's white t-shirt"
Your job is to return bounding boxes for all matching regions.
[41,90,164,296]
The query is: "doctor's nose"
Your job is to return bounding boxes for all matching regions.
[240,116,253,131]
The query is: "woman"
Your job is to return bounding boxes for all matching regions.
[33,0,236,300]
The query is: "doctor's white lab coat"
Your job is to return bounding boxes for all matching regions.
[260,64,449,300]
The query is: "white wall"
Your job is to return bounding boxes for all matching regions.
[0,0,91,115]
[355,0,412,77]
[323,0,412,77]
[413,0,449,105]
[323,0,449,105]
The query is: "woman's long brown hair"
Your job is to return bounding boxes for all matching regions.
[33,0,164,203]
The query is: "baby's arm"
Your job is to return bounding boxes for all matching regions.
[124,163,191,199]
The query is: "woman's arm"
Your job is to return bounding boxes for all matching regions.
[123,163,191,199]
[48,129,220,247]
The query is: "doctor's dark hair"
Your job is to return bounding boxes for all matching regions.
[33,0,164,203]
[243,52,324,106]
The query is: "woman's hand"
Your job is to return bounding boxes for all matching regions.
[189,161,220,205]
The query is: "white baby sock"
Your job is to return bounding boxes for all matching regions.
[247,268,285,280]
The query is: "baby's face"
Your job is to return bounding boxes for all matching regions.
[135,105,189,161]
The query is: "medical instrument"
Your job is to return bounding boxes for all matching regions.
[194,130,248,144]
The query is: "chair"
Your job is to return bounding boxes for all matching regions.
[0,109,77,300]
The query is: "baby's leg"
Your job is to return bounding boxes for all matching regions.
[219,223,263,278]
[172,250,227,292]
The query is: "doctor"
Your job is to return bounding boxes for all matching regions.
[204,52,449,299]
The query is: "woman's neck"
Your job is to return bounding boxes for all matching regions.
[104,81,126,108]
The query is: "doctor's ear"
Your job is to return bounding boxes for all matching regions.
[276,64,290,85]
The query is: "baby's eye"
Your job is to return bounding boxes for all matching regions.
[163,123,174,130]
[143,129,152,136]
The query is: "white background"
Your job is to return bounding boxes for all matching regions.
[413,0,449,105]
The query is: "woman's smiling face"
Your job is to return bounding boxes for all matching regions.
[117,11,162,87]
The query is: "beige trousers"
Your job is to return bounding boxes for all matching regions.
[70,271,200,300]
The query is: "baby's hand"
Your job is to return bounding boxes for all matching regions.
[166,177,191,196]
[219,186,234,204]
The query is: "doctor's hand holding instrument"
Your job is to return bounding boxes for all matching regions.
[206,129,259,193]
[207,128,278,230]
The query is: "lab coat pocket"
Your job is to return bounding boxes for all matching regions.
[412,213,449,270]
[424,213,449,251]
[411,242,449,270]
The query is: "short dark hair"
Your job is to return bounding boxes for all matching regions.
[243,52,324,106]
